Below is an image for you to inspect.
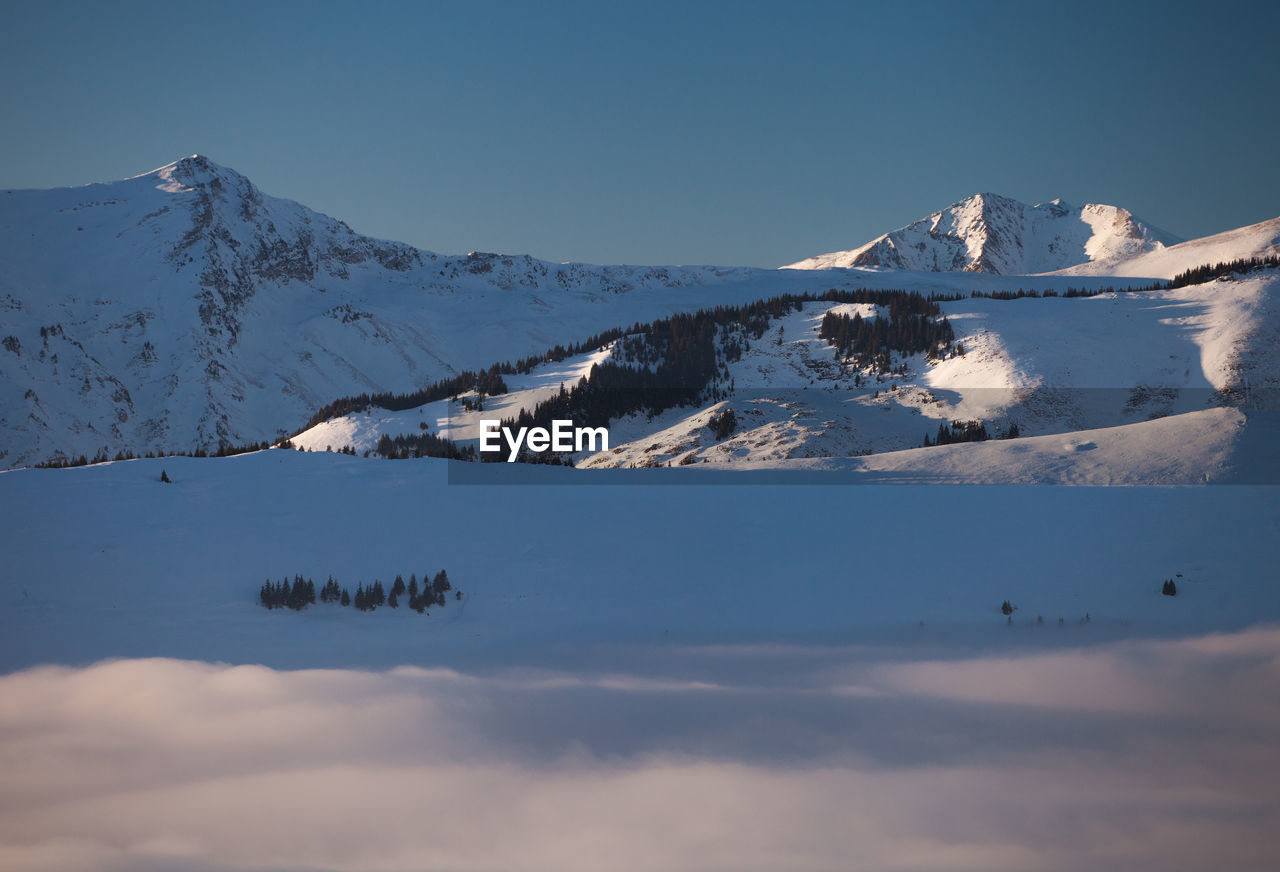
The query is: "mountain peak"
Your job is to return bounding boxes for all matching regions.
[134,154,248,194]
[783,194,1181,274]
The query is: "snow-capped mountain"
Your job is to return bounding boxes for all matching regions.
[783,193,1182,274]
[0,156,792,467]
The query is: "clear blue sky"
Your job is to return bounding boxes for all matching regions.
[2,0,1277,267]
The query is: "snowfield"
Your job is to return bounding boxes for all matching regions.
[2,449,1278,672]
[3,429,1278,872]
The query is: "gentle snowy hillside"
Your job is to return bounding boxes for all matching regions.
[295,269,1280,476]
[783,193,1180,274]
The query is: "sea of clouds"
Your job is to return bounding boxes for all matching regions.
[1,627,1278,871]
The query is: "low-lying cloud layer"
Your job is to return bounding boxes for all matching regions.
[2,629,1278,872]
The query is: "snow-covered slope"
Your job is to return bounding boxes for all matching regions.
[0,157,1181,469]
[1053,214,1280,279]
[295,268,1280,477]
[0,156,792,467]
[784,193,1181,274]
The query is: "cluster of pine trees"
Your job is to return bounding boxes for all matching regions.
[922,420,993,446]
[304,367,512,430]
[1169,254,1280,288]
[967,284,1156,300]
[1161,578,1179,596]
[260,576,318,610]
[817,307,955,372]
[708,407,737,440]
[260,571,456,614]
[375,432,477,461]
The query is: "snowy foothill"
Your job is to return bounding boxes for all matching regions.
[293,269,1280,476]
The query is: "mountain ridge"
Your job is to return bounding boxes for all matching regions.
[783,193,1182,274]
[2,156,1275,469]
[0,155,771,467]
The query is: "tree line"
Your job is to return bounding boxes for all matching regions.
[923,419,1005,446]
[1169,255,1280,288]
[817,308,955,372]
[259,571,457,614]
[34,440,276,469]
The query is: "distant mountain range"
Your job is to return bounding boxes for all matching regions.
[2,156,1277,468]
[782,193,1182,274]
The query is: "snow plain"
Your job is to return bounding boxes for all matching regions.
[2,449,1279,872]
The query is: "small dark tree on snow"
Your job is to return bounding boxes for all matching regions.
[1000,600,1014,616]
[1162,579,1178,597]
[708,408,737,440]
[340,588,350,607]
[160,469,171,483]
